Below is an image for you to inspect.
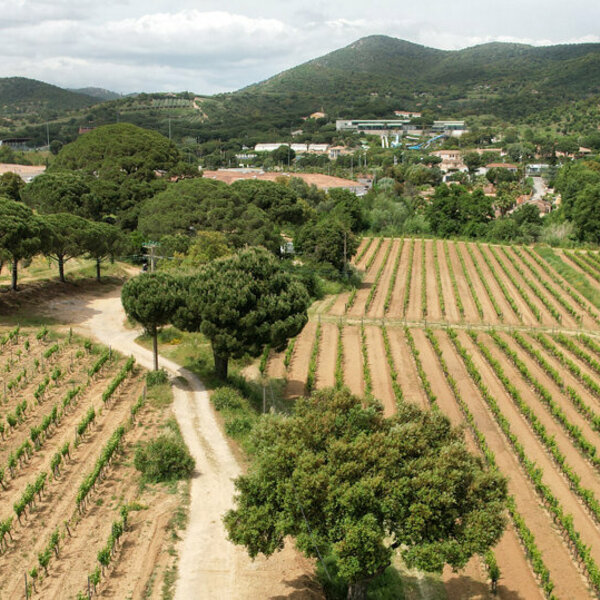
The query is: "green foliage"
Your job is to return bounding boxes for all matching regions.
[173,247,310,379]
[224,388,507,596]
[212,387,244,411]
[146,369,168,387]
[134,434,194,483]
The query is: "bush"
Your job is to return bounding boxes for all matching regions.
[134,435,194,482]
[212,387,243,411]
[225,417,253,437]
[146,369,168,387]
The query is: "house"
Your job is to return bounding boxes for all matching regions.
[486,162,519,173]
[430,150,467,173]
[328,146,352,160]
[307,144,329,154]
[310,111,326,120]
[394,110,422,119]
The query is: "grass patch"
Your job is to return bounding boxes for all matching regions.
[536,245,600,310]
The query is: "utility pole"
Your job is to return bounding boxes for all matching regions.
[142,242,159,272]
[168,118,172,141]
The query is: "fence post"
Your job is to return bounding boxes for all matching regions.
[24,573,28,599]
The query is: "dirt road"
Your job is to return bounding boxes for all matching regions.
[43,287,320,600]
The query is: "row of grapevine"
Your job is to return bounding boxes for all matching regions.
[354,237,374,264]
[402,239,415,317]
[496,246,563,323]
[383,239,404,314]
[380,327,403,402]
[420,239,427,319]
[525,247,600,325]
[463,244,506,321]
[554,333,600,379]
[364,239,393,313]
[364,238,383,272]
[469,331,600,594]
[480,245,527,320]
[403,328,437,406]
[455,243,484,319]
[334,324,344,389]
[359,325,372,395]
[425,328,555,597]
[565,251,600,284]
[101,357,135,404]
[304,323,322,395]
[511,247,582,325]
[283,337,296,370]
[445,330,559,598]
[443,241,465,318]
[432,241,445,317]
[373,239,398,313]
[488,331,600,470]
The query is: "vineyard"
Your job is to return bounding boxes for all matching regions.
[271,238,600,599]
[0,325,181,599]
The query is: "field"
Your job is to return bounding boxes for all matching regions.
[271,238,600,599]
[0,325,185,599]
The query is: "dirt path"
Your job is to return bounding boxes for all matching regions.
[41,289,320,600]
[455,331,593,599]
[367,239,401,319]
[316,322,338,390]
[342,326,364,396]
[364,326,395,415]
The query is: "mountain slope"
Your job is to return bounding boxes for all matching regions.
[0,77,99,117]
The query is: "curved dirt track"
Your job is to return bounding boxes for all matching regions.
[44,287,320,600]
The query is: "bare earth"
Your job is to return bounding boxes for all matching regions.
[41,288,321,600]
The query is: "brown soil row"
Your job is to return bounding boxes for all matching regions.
[315,322,338,390]
[406,239,423,322]
[435,240,460,323]
[383,238,411,318]
[348,238,391,317]
[446,242,482,324]
[384,328,428,410]
[461,243,518,326]
[423,239,443,322]
[364,326,395,416]
[284,321,317,399]
[0,373,147,599]
[352,237,370,267]
[353,237,376,270]
[366,239,402,319]
[341,326,364,396]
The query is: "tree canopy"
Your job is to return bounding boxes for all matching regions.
[174,247,309,379]
[224,387,508,600]
[121,272,180,370]
[0,196,47,290]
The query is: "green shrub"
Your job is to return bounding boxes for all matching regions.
[225,417,253,437]
[212,387,243,411]
[146,369,168,387]
[134,435,194,482]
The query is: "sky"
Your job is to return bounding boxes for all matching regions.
[1,0,599,95]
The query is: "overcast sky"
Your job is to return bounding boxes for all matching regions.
[2,0,599,94]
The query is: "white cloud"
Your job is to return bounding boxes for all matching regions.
[0,2,599,93]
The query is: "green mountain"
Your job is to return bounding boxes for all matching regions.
[69,87,122,101]
[0,77,99,119]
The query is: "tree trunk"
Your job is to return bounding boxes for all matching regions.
[58,256,65,283]
[152,327,159,371]
[347,581,369,600]
[11,260,18,291]
[213,349,229,380]
[96,258,101,282]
